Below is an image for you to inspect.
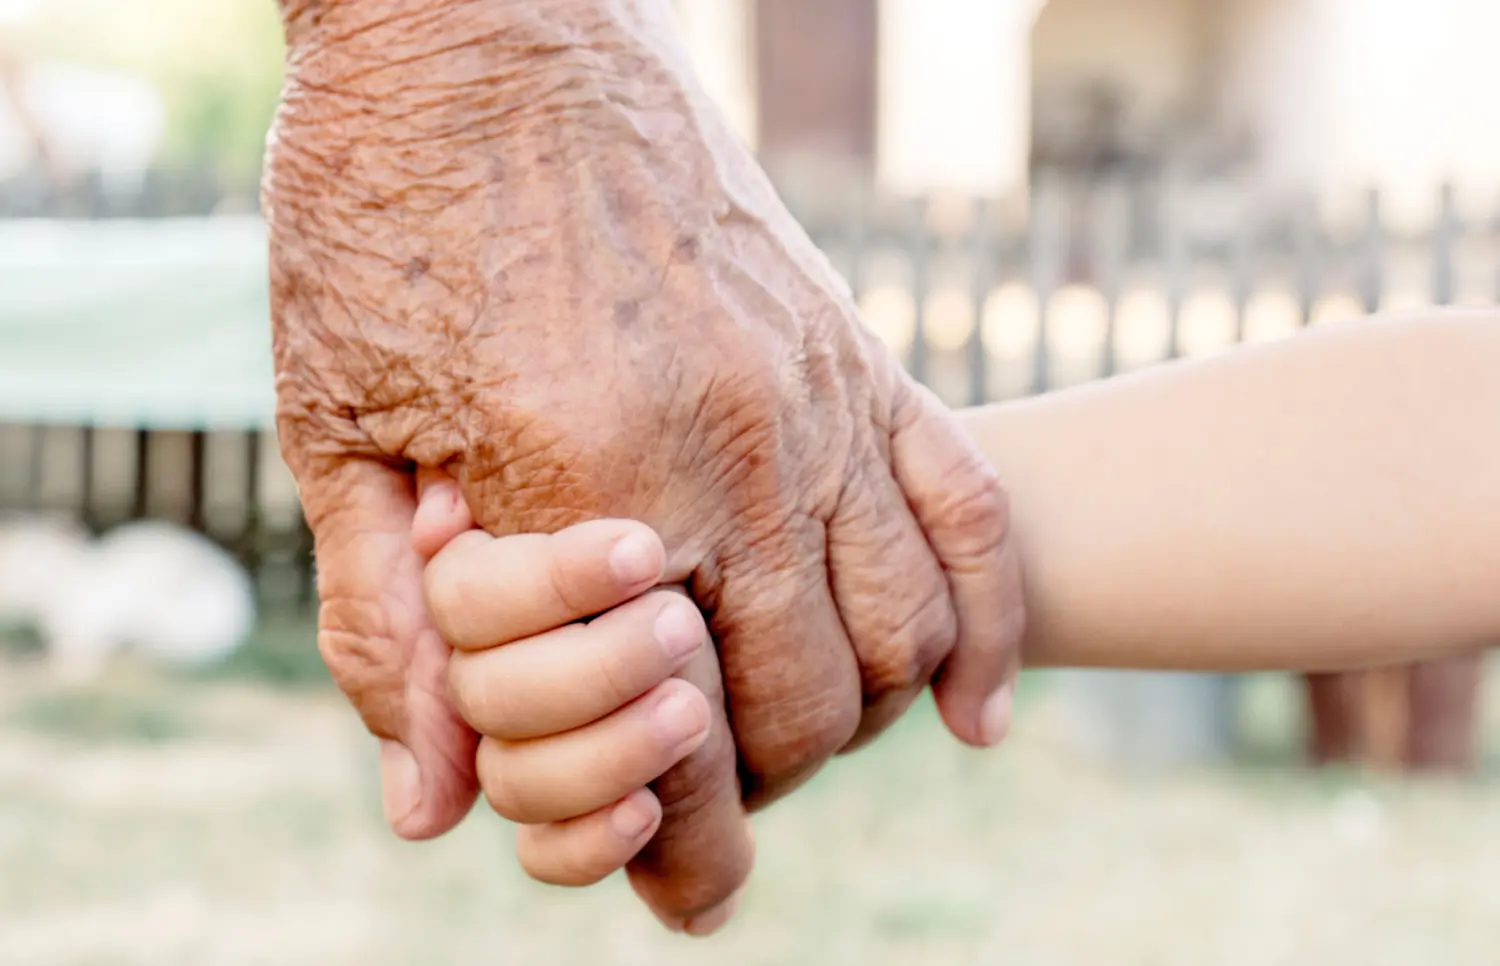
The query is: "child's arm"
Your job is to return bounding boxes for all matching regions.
[959,308,1500,672]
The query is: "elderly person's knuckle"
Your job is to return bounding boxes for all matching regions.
[732,693,856,809]
[936,465,1012,560]
[868,591,959,694]
[807,699,862,768]
[769,690,860,777]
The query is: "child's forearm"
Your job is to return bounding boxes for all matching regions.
[959,309,1500,672]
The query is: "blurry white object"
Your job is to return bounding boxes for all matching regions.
[0,59,165,188]
[1056,669,1240,770]
[0,0,38,25]
[1330,788,1384,848]
[0,515,255,681]
[0,513,92,624]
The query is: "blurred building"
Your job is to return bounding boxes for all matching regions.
[676,0,1500,223]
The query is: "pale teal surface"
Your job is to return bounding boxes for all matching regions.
[0,217,276,430]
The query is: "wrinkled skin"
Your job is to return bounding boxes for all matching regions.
[266,0,1023,926]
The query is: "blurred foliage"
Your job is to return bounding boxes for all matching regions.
[0,610,326,744]
[6,685,197,743]
[0,623,41,657]
[203,609,332,689]
[14,0,285,188]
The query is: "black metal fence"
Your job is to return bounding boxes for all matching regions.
[0,424,314,607]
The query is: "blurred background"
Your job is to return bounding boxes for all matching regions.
[1,0,1498,962]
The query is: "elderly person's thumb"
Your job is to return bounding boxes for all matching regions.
[300,457,480,840]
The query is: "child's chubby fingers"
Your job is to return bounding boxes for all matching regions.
[449,589,708,741]
[477,678,712,825]
[515,789,663,888]
[424,519,667,650]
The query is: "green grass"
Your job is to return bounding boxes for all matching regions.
[2,629,1497,964]
[1,659,1498,964]
[0,609,325,745]
[5,686,197,744]
[198,609,329,689]
[0,624,43,658]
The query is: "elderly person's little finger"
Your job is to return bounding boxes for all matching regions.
[628,644,755,937]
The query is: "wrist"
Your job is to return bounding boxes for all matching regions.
[278,0,688,103]
[274,0,711,179]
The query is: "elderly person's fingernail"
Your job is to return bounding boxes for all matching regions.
[610,531,663,584]
[979,683,1014,746]
[683,887,745,937]
[380,739,422,826]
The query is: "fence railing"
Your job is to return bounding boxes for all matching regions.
[2,170,1497,608]
[0,167,260,220]
[0,424,314,606]
[793,175,1499,408]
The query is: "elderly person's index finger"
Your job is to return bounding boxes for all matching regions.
[424,520,666,651]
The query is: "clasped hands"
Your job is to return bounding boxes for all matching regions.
[405,468,1021,936]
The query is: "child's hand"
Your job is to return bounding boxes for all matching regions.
[412,470,753,936]
[435,528,712,878]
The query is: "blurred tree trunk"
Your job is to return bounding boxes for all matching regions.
[1303,654,1485,774]
[1407,652,1485,771]
[1304,671,1359,765]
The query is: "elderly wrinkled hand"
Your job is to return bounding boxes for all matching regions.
[265,0,1023,927]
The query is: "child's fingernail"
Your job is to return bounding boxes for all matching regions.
[611,793,657,840]
[610,532,662,584]
[426,481,459,510]
[684,888,744,937]
[654,599,703,661]
[650,687,710,752]
[979,683,1015,746]
[379,739,422,827]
